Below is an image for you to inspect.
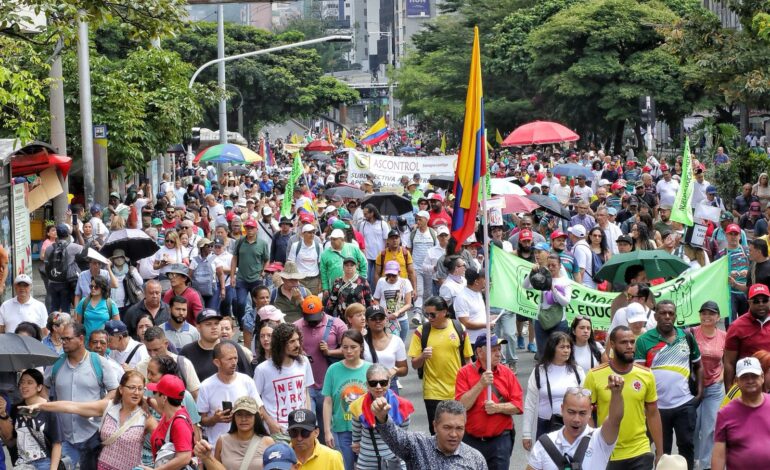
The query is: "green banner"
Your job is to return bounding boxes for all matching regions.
[489,245,729,330]
[671,136,694,226]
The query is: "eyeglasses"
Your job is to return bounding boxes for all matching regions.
[165,240,176,245]
[90,285,100,290]
[752,297,769,304]
[425,312,438,319]
[123,385,145,393]
[288,428,313,439]
[60,336,75,343]
[368,379,389,388]
[565,387,592,397]
[167,273,179,279]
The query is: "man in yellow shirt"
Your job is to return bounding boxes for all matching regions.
[584,325,664,469]
[374,230,417,290]
[288,408,343,470]
[408,296,473,435]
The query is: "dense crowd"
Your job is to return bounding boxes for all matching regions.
[0,141,767,470]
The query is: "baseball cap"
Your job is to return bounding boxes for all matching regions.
[365,305,387,319]
[232,396,259,415]
[736,356,763,378]
[299,213,315,223]
[429,193,444,202]
[699,300,720,314]
[262,206,273,216]
[436,225,450,236]
[244,218,258,228]
[473,333,507,350]
[384,260,400,276]
[13,274,32,285]
[223,200,234,208]
[330,229,345,239]
[342,257,357,265]
[287,409,317,431]
[196,309,223,324]
[257,305,286,322]
[533,242,551,251]
[607,207,618,216]
[196,237,213,248]
[568,225,586,238]
[416,210,430,219]
[625,303,647,324]
[705,185,717,195]
[749,284,770,299]
[550,230,567,240]
[146,374,185,399]
[750,201,762,213]
[725,224,741,234]
[104,320,128,336]
[213,237,226,246]
[279,217,293,226]
[599,179,610,187]
[323,206,337,215]
[635,180,645,188]
[331,220,350,230]
[301,224,315,233]
[519,229,533,241]
[387,229,401,238]
[301,295,324,321]
[263,443,298,470]
[611,181,624,191]
[616,234,633,245]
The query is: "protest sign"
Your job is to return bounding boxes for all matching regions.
[347,150,457,186]
[489,245,729,329]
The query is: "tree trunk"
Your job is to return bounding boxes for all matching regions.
[634,121,645,156]
[613,120,625,155]
[740,103,750,138]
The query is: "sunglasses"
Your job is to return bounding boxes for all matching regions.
[368,379,389,388]
[288,428,313,439]
[90,285,100,290]
[752,297,769,304]
[425,312,438,319]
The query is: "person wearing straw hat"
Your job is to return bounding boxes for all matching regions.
[161,263,204,326]
[272,262,310,323]
[109,248,144,318]
[656,454,687,470]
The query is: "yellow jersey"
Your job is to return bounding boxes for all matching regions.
[407,321,474,400]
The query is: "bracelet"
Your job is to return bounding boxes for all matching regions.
[0,414,9,420]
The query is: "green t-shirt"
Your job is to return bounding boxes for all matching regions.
[321,360,371,432]
[234,237,269,282]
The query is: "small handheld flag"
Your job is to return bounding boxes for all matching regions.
[360,117,389,146]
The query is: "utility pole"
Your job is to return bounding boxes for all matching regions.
[49,39,68,222]
[217,4,228,144]
[77,13,95,208]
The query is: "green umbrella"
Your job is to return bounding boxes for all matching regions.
[594,250,690,284]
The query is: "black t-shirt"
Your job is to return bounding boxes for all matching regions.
[179,340,252,382]
[748,259,770,290]
[10,404,62,464]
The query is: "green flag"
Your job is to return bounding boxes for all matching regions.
[670,137,694,226]
[281,154,303,218]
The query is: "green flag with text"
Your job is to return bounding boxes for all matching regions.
[670,137,694,226]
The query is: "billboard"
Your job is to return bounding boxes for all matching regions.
[406,0,430,17]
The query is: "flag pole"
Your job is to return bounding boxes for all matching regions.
[481,151,492,401]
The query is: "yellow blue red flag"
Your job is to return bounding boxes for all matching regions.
[360,117,389,146]
[451,26,487,248]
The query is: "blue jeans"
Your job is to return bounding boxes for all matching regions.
[396,316,409,345]
[534,319,569,361]
[695,382,725,468]
[334,430,356,470]
[366,259,376,287]
[309,387,326,446]
[62,431,101,470]
[494,309,518,364]
[235,279,262,328]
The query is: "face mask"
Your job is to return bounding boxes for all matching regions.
[113,257,126,267]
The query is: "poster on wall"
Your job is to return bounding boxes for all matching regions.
[406,0,430,17]
[12,183,32,278]
[0,165,11,301]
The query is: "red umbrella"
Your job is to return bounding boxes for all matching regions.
[502,121,579,146]
[11,151,72,178]
[304,139,336,152]
[494,194,540,215]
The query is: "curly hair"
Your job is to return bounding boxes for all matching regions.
[271,323,304,371]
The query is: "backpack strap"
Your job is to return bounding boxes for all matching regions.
[124,343,142,365]
[451,319,468,366]
[537,434,569,469]
[572,433,593,469]
[321,316,335,345]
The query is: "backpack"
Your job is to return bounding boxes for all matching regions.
[49,351,106,400]
[294,240,321,260]
[537,432,593,469]
[191,255,214,296]
[410,227,437,248]
[417,319,467,379]
[76,296,117,320]
[378,247,409,277]
[46,241,70,283]
[124,267,145,305]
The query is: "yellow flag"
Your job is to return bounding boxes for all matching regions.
[496,128,503,145]
[440,134,447,153]
[290,133,300,144]
[341,128,348,142]
[486,129,493,151]
[344,138,357,148]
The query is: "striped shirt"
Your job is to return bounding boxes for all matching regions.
[352,417,408,470]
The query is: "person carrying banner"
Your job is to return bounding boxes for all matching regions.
[523,254,572,359]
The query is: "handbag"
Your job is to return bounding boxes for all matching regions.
[538,302,564,331]
[155,414,196,470]
[26,425,67,470]
[368,427,402,470]
[239,435,262,470]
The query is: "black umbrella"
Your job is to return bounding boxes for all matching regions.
[362,192,413,216]
[526,194,570,220]
[166,143,187,154]
[428,175,454,191]
[307,152,332,163]
[0,334,59,371]
[325,185,366,200]
[224,165,250,175]
[100,229,159,260]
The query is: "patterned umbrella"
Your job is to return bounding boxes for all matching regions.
[193,144,262,164]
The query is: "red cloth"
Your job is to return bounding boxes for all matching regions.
[353,230,366,251]
[428,209,452,228]
[725,313,770,359]
[163,286,203,326]
[151,409,194,457]
[455,360,523,438]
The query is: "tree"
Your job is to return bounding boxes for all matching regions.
[0,37,48,142]
[277,17,354,72]
[525,0,702,152]
[162,22,359,138]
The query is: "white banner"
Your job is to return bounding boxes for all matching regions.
[347,150,457,186]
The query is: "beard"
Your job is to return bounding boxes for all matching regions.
[614,350,635,364]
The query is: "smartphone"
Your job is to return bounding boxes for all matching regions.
[222,401,232,413]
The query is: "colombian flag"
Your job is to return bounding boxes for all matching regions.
[451,26,486,249]
[360,117,389,146]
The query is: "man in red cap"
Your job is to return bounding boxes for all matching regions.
[427,193,451,228]
[550,230,581,282]
[724,284,770,390]
[230,218,269,329]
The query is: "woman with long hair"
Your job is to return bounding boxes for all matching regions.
[362,305,408,394]
[198,206,212,239]
[0,369,63,470]
[522,331,584,450]
[587,226,610,263]
[74,274,120,343]
[135,313,156,345]
[22,370,155,470]
[753,172,770,209]
[631,221,657,251]
[569,316,605,372]
[324,257,373,319]
[196,396,274,470]
[322,330,371,470]
[349,364,413,470]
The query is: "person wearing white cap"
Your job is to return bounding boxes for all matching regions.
[319,229,368,297]
[406,210,438,320]
[287,224,323,294]
[712,356,770,470]
[422,225,451,301]
[0,274,48,335]
[568,224,596,288]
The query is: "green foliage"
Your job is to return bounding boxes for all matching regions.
[691,117,740,164]
[277,17,353,72]
[162,22,358,137]
[713,147,770,203]
[0,37,49,142]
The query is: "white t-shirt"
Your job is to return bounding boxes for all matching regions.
[692,179,710,208]
[109,338,148,368]
[212,252,233,284]
[359,219,390,260]
[573,343,605,374]
[452,287,487,343]
[0,297,47,334]
[528,425,615,470]
[197,373,263,445]
[571,241,597,289]
[254,358,314,431]
[153,246,183,267]
[551,184,572,205]
[656,179,679,206]
[439,277,466,305]
[363,334,407,370]
[287,241,321,276]
[373,278,413,317]
[573,185,593,203]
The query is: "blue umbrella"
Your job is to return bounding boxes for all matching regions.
[400,146,416,154]
[553,163,593,180]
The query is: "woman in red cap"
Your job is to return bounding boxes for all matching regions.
[146,374,195,470]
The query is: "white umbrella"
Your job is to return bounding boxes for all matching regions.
[490,178,526,196]
[86,248,110,265]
